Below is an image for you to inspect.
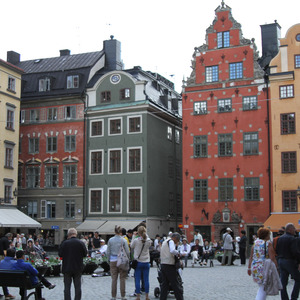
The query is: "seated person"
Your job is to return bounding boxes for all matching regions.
[200,240,212,266]
[99,239,109,273]
[33,240,47,259]
[179,238,190,267]
[12,250,56,300]
[0,248,16,300]
[190,239,203,267]
[25,240,37,260]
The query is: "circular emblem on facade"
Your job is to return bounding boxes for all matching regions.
[296,34,300,42]
[110,74,121,84]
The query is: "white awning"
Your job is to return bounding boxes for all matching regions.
[97,220,144,235]
[0,208,41,228]
[76,220,106,231]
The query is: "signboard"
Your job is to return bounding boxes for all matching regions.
[178,224,183,228]
[51,225,59,230]
[184,225,189,228]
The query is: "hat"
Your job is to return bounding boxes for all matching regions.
[100,239,105,243]
[182,238,188,242]
[226,227,232,232]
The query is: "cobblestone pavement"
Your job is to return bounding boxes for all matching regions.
[5,260,294,300]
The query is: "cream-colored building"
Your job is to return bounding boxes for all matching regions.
[265,24,300,230]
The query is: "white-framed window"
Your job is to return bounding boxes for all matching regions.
[4,142,14,169]
[39,78,51,92]
[65,135,76,152]
[40,200,56,218]
[120,88,131,100]
[26,166,40,188]
[108,188,122,213]
[64,106,76,119]
[28,201,38,218]
[127,147,142,173]
[108,148,122,174]
[206,66,218,82]
[109,118,122,135]
[280,85,294,99]
[194,101,207,115]
[8,76,16,92]
[6,105,15,130]
[90,119,104,137]
[67,75,79,89]
[47,108,57,121]
[217,31,230,48]
[89,188,103,214]
[90,150,103,175]
[20,110,26,124]
[4,182,13,204]
[167,126,172,140]
[127,116,141,134]
[30,109,40,123]
[65,200,75,218]
[29,138,39,154]
[127,187,142,213]
[175,129,180,144]
[45,166,58,188]
[63,165,77,187]
[46,137,57,153]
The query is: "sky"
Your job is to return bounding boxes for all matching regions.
[1,0,299,92]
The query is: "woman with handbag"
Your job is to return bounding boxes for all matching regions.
[107,225,130,300]
[131,226,152,300]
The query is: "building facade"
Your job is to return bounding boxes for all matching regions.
[182,2,270,244]
[265,24,300,230]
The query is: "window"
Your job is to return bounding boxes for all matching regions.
[194,179,208,202]
[280,85,294,99]
[67,75,79,89]
[229,62,243,79]
[5,144,14,168]
[128,116,141,133]
[128,188,141,212]
[217,31,230,48]
[244,178,260,201]
[39,78,51,91]
[101,91,111,102]
[64,165,77,187]
[28,201,37,218]
[109,149,121,173]
[295,55,300,68]
[218,99,232,113]
[120,88,131,100]
[65,135,76,152]
[64,106,76,119]
[91,120,103,136]
[219,178,233,201]
[206,66,219,82]
[128,148,141,172]
[109,118,122,135]
[8,76,16,92]
[243,132,258,155]
[281,152,297,173]
[30,109,40,123]
[47,137,57,153]
[218,134,232,156]
[6,107,14,130]
[194,101,207,115]
[26,166,40,188]
[175,129,180,144]
[90,189,102,213]
[65,200,75,218]
[243,96,257,111]
[4,184,12,203]
[194,135,207,158]
[47,108,57,121]
[41,200,56,218]
[282,190,297,212]
[167,126,172,140]
[29,138,39,154]
[45,166,58,188]
[90,151,103,174]
[108,189,121,213]
[281,113,295,134]
[20,110,26,124]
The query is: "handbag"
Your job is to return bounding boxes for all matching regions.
[117,241,129,271]
[131,241,145,270]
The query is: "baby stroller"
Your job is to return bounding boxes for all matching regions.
[154,259,183,298]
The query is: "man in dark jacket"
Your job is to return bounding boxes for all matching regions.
[277,223,300,300]
[238,230,247,265]
[59,228,87,300]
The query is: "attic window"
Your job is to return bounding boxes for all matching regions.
[39,78,51,92]
[67,75,79,89]
[120,88,130,100]
[217,31,230,48]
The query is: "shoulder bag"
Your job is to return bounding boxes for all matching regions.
[117,240,129,271]
[130,241,145,269]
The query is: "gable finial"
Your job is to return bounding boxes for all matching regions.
[221,0,225,8]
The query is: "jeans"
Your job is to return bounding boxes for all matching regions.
[160,264,183,300]
[63,271,82,300]
[240,247,246,265]
[278,258,300,300]
[110,261,127,298]
[135,262,150,294]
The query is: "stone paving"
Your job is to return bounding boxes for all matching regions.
[5,259,294,300]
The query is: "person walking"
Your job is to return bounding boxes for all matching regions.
[131,226,152,300]
[239,230,247,265]
[276,223,300,300]
[160,232,183,300]
[107,225,130,300]
[221,228,234,266]
[59,228,87,300]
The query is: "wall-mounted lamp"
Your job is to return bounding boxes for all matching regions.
[211,166,215,176]
[210,92,214,100]
[185,169,189,179]
[185,214,189,224]
[221,54,225,61]
[234,117,238,127]
[183,94,188,102]
[235,88,239,95]
[236,165,240,174]
[184,123,188,133]
[243,49,248,56]
[13,188,18,198]
[211,120,216,129]
[199,57,204,64]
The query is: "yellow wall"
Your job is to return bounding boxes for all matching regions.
[0,61,23,206]
[269,24,300,212]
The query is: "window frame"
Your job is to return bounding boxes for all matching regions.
[45,165,59,188]
[67,75,79,89]
[217,31,230,48]
[65,135,76,152]
[108,188,122,213]
[120,88,131,100]
[229,62,243,80]
[29,138,39,154]
[281,113,296,135]
[218,178,233,202]
[101,91,111,103]
[194,135,208,158]
[90,120,104,137]
[194,179,208,202]
[30,109,40,123]
[108,148,122,174]
[127,116,141,134]
[7,76,16,92]
[4,183,13,203]
[281,151,297,173]
[46,136,57,153]
[65,200,75,218]
[205,66,219,82]
[194,101,207,115]
[4,143,14,169]
[89,188,103,214]
[243,132,259,156]
[218,133,233,157]
[280,85,294,99]
[127,187,142,213]
[243,96,258,111]
[218,98,232,113]
[40,200,56,219]
[109,118,122,135]
[282,190,297,212]
[127,147,142,173]
[167,126,172,141]
[90,150,103,175]
[47,108,57,121]
[27,201,38,218]
[64,106,76,120]
[26,166,40,188]
[63,164,77,187]
[39,77,51,92]
[6,106,15,130]
[244,177,260,201]
[295,55,300,68]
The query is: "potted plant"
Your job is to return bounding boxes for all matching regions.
[44,256,62,276]
[82,256,101,275]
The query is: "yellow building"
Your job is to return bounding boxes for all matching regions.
[265,24,300,231]
[0,59,23,206]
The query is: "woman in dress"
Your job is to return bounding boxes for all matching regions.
[107,225,130,300]
[131,226,152,300]
[247,227,278,300]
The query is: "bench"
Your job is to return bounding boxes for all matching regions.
[0,269,42,300]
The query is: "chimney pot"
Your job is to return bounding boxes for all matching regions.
[60,49,71,56]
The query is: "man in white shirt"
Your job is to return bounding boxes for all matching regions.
[179,238,190,267]
[193,229,204,247]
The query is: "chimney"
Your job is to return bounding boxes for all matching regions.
[103,36,123,71]
[7,51,20,65]
[60,49,71,56]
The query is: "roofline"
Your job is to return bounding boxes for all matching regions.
[0,59,24,74]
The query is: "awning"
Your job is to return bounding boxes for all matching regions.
[97,220,144,235]
[0,208,41,228]
[76,220,106,231]
[264,213,300,231]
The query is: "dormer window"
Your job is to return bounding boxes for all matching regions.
[39,78,51,92]
[101,91,111,102]
[217,31,230,48]
[120,88,130,100]
[67,75,79,89]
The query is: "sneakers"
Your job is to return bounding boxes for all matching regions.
[129,293,137,297]
[5,295,15,300]
[48,284,56,290]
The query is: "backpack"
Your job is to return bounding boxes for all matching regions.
[117,240,129,271]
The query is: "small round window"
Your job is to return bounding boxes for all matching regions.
[296,34,300,42]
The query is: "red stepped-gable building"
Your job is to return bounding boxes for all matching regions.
[182,2,270,246]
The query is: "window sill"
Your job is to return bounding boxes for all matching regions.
[4,166,14,170]
[5,127,15,132]
[7,88,16,94]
